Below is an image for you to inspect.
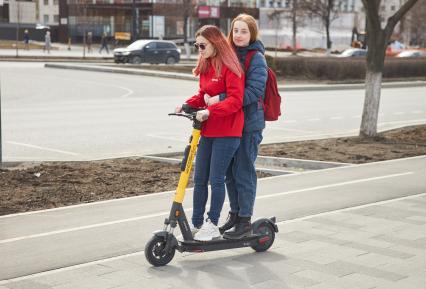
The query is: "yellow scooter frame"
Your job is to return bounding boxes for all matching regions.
[145,105,278,267]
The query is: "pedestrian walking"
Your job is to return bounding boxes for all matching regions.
[23,30,30,50]
[43,31,51,53]
[99,32,109,54]
[87,31,93,53]
[175,25,245,241]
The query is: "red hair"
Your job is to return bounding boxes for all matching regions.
[193,25,243,78]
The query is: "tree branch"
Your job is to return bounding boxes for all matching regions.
[384,0,419,39]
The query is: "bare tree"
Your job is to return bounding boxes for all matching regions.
[300,0,342,55]
[406,0,426,46]
[268,8,285,59]
[289,0,307,55]
[359,0,419,138]
[182,0,194,59]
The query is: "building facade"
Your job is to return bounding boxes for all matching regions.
[58,0,259,43]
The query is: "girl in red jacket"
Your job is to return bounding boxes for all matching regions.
[176,25,245,241]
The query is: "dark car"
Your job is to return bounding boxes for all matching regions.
[114,40,181,64]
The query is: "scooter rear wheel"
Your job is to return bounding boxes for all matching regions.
[145,235,175,266]
[251,222,275,252]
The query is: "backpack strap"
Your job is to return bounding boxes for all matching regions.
[244,50,258,72]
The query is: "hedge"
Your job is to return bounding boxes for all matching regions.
[265,55,426,81]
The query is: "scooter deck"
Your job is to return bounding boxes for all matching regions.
[178,234,260,253]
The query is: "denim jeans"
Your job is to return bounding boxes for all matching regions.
[192,136,240,227]
[225,130,263,217]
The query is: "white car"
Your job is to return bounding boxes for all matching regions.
[337,48,367,58]
[396,50,426,58]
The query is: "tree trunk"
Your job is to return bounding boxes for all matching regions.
[292,9,297,55]
[360,70,382,137]
[325,23,331,55]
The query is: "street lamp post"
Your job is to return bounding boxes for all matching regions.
[0,77,3,164]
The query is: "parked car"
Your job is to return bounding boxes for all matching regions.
[113,40,181,64]
[337,48,367,58]
[396,50,426,58]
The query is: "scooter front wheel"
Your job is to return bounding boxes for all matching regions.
[145,235,176,266]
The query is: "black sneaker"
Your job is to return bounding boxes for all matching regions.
[223,217,252,239]
[219,212,238,234]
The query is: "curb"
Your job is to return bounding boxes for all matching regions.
[142,152,350,174]
[45,63,197,81]
[44,63,426,91]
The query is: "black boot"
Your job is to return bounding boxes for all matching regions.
[223,217,252,239]
[219,212,238,234]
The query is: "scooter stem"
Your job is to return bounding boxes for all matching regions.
[173,127,201,203]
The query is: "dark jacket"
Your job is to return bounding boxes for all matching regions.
[222,40,267,132]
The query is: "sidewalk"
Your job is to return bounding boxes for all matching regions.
[1,193,425,289]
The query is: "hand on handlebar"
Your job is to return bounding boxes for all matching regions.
[196,109,209,122]
[175,106,183,113]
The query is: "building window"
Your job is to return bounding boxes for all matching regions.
[44,15,49,24]
[53,0,59,5]
[54,15,59,23]
[391,5,396,11]
[44,0,49,5]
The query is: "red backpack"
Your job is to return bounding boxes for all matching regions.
[244,50,282,121]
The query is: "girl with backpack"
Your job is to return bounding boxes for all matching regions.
[206,14,268,239]
[175,25,245,241]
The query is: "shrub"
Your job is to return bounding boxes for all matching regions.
[269,56,426,81]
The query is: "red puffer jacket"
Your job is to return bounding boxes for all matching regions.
[185,64,245,137]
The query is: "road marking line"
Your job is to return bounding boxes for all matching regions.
[0,172,413,244]
[1,191,425,285]
[6,141,79,156]
[330,116,343,120]
[256,172,413,201]
[306,118,321,122]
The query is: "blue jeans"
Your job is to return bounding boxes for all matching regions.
[225,130,263,217]
[192,136,240,227]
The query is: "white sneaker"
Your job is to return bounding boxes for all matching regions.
[194,219,220,241]
[189,223,200,236]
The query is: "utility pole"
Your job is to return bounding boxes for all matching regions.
[15,0,21,58]
[132,0,137,41]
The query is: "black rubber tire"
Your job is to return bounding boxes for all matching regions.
[251,222,275,252]
[130,56,142,64]
[165,56,176,65]
[144,235,175,266]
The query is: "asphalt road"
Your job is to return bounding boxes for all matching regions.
[1,62,425,162]
[0,155,424,280]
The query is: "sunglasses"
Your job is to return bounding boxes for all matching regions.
[194,43,208,50]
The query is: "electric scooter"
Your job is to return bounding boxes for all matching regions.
[144,104,278,267]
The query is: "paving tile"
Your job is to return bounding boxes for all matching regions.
[295,244,366,265]
[391,272,426,289]
[392,226,426,240]
[374,235,426,249]
[293,269,337,283]
[343,241,414,259]
[338,273,395,289]
[307,216,363,230]
[5,280,52,289]
[325,260,406,281]
[252,279,291,289]
[284,257,356,277]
